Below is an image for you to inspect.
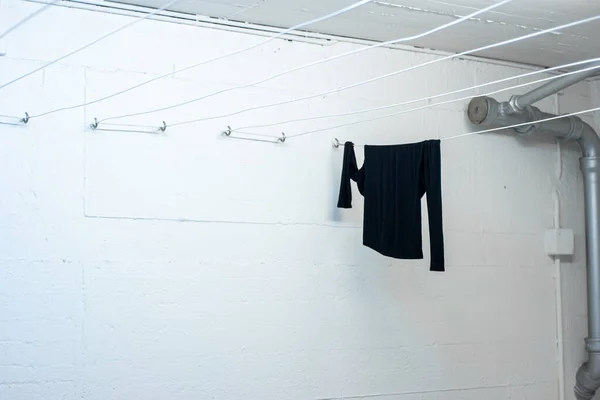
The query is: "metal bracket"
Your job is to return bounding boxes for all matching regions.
[223,126,285,144]
[0,112,30,126]
[89,118,166,133]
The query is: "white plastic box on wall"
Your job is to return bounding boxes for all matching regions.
[545,228,575,256]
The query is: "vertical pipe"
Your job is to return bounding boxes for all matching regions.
[576,155,600,400]
[582,157,600,339]
[467,95,600,399]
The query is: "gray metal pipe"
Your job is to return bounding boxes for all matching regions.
[513,61,600,110]
[575,155,600,400]
[467,96,600,156]
[585,165,600,335]
[467,93,600,400]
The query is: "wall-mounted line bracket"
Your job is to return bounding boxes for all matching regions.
[222,126,286,144]
[89,118,167,133]
[0,112,29,126]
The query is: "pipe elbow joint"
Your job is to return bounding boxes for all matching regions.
[577,122,600,158]
[575,341,600,400]
[575,362,600,400]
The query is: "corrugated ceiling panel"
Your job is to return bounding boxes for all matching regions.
[105,0,600,68]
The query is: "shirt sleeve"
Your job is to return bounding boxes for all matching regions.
[424,140,445,271]
[337,142,358,209]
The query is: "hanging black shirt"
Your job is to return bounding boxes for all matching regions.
[337,140,445,271]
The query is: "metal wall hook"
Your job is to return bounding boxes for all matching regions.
[21,112,29,124]
[158,121,167,132]
[90,118,99,130]
[278,133,286,143]
[222,126,232,137]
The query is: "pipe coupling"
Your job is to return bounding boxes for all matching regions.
[513,105,539,136]
[580,157,600,174]
[562,116,584,142]
[586,338,600,353]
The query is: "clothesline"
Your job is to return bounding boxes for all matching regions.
[96,0,513,124]
[4,0,595,138]
[3,0,599,146]
[27,0,375,118]
[0,0,181,91]
[222,61,600,141]
[119,13,600,128]
[237,59,600,132]
[87,56,600,138]
[323,106,600,147]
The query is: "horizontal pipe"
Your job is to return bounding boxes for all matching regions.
[467,96,600,156]
[515,61,600,109]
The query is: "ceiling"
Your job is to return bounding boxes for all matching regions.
[110,0,600,68]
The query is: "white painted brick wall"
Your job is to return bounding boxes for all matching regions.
[0,1,594,399]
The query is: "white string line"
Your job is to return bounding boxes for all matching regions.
[230,129,277,138]
[0,0,61,39]
[97,0,513,123]
[29,0,373,119]
[166,14,600,129]
[0,0,181,91]
[441,106,600,141]
[236,58,600,130]
[327,107,600,144]
[93,121,163,129]
[287,64,600,138]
